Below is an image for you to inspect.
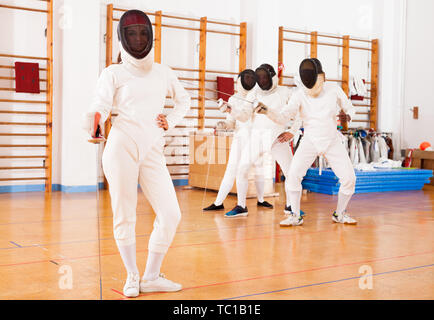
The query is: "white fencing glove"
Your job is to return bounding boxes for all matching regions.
[215,121,228,130]
[253,100,268,114]
[217,98,232,113]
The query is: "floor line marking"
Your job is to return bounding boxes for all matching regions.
[0,223,382,267]
[1,208,431,251]
[9,241,22,248]
[224,264,434,300]
[110,251,434,299]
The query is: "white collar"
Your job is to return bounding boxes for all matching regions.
[119,41,154,76]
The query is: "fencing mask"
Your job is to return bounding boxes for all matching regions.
[299,58,325,96]
[239,69,257,91]
[117,10,153,59]
[255,64,276,91]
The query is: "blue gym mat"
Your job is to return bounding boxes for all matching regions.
[301,168,433,195]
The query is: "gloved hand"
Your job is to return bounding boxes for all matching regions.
[253,100,268,114]
[277,131,294,143]
[156,114,168,130]
[217,98,232,113]
[215,121,227,130]
[338,110,351,122]
[83,111,102,138]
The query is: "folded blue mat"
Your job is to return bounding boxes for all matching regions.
[301,168,433,194]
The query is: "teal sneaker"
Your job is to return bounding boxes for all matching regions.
[224,205,248,218]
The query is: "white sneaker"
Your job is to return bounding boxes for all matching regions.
[140,273,182,293]
[123,272,140,298]
[332,211,357,224]
[280,213,303,227]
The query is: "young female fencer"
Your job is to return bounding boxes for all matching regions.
[84,10,190,297]
[255,58,357,226]
[203,69,274,212]
[223,64,303,218]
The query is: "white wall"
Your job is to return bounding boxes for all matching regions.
[54,0,102,188]
[401,0,434,150]
[240,0,280,68]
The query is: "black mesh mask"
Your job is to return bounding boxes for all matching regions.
[255,64,276,91]
[299,58,324,89]
[238,69,257,91]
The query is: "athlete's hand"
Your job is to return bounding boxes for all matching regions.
[92,112,101,138]
[338,111,351,122]
[218,98,232,113]
[277,132,294,143]
[156,114,168,130]
[83,111,102,138]
[215,121,227,130]
[254,101,268,114]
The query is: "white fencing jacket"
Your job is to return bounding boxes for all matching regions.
[237,76,302,145]
[89,43,191,158]
[224,77,256,138]
[267,82,355,154]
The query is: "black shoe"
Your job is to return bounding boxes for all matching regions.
[224,205,248,218]
[203,203,224,211]
[284,205,305,216]
[257,200,273,208]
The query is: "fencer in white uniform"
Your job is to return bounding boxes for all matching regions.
[84,10,190,298]
[224,64,302,218]
[255,58,357,226]
[203,70,274,211]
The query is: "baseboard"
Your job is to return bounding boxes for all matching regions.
[0,184,46,193]
[51,183,106,193]
[172,179,189,187]
[0,180,188,193]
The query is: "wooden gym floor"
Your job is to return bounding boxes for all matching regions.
[0,183,432,300]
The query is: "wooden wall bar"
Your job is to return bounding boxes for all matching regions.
[278,27,379,131]
[0,0,53,192]
[370,39,379,131]
[310,31,317,58]
[341,35,350,131]
[198,17,207,130]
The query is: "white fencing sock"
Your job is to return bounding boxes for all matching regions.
[336,192,352,217]
[214,176,234,206]
[117,242,139,274]
[236,178,248,208]
[289,191,302,217]
[255,175,265,203]
[284,180,291,207]
[143,251,165,281]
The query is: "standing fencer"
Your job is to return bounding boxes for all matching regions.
[203,69,273,212]
[255,58,357,226]
[84,10,190,297]
[224,64,303,218]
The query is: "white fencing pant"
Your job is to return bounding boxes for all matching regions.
[287,136,356,195]
[236,130,293,208]
[102,128,181,254]
[214,135,265,206]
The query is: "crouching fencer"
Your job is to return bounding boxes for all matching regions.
[255,58,357,226]
[83,10,190,297]
[223,64,303,218]
[203,69,274,212]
